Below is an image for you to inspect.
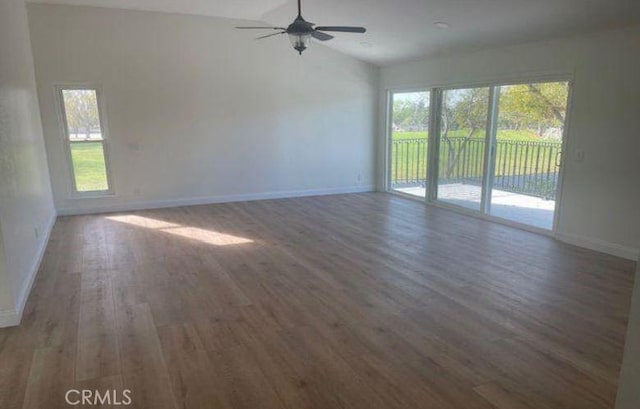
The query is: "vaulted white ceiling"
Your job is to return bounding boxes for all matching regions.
[29,0,640,66]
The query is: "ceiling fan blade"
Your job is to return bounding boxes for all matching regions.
[236,26,286,30]
[255,31,285,40]
[315,26,366,33]
[312,31,334,41]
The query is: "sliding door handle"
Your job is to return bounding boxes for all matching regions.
[555,151,562,168]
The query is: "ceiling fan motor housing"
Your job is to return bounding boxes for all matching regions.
[287,16,314,35]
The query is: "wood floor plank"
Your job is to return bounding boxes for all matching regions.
[76,271,119,381]
[21,345,75,409]
[156,323,230,409]
[474,381,553,409]
[205,344,285,409]
[0,344,32,409]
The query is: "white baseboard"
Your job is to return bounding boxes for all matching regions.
[0,212,57,328]
[0,310,20,328]
[556,232,639,261]
[56,185,375,216]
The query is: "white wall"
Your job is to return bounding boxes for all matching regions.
[379,26,640,259]
[616,259,640,409]
[27,4,378,215]
[0,0,56,327]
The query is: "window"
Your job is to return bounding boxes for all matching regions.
[58,87,112,194]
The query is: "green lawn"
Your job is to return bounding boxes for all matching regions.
[390,130,561,184]
[392,128,544,141]
[70,142,110,192]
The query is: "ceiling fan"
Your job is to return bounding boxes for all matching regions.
[236,0,366,55]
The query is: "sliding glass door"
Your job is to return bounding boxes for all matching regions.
[387,80,570,231]
[487,82,569,229]
[388,91,430,198]
[436,87,490,211]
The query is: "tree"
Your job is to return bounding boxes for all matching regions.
[62,90,100,139]
[440,83,568,178]
[441,88,489,178]
[393,93,429,131]
[499,82,568,135]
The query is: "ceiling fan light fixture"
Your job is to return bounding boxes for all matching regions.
[289,32,312,54]
[236,0,366,56]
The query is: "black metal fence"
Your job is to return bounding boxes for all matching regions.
[391,137,562,199]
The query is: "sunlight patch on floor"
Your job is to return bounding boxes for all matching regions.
[107,215,180,229]
[106,215,253,246]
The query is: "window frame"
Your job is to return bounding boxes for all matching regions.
[55,84,115,198]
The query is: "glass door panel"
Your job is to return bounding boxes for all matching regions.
[389,91,430,198]
[436,87,490,210]
[488,82,569,229]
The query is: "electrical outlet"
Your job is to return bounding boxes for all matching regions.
[357,173,362,183]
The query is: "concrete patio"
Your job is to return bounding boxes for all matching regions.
[395,183,555,230]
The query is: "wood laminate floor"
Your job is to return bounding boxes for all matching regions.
[0,193,636,409]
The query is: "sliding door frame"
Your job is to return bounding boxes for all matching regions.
[384,73,574,236]
[550,79,574,234]
[430,84,494,213]
[426,88,441,203]
[482,86,500,215]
